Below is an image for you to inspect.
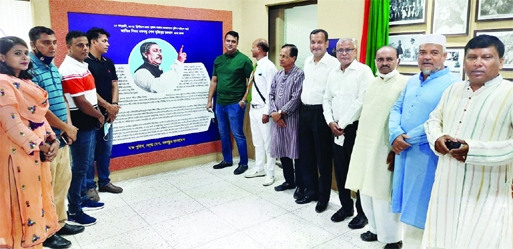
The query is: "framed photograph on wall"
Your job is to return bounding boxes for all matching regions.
[389,32,425,66]
[476,0,513,21]
[475,29,513,70]
[446,47,465,80]
[431,0,470,35]
[389,0,426,26]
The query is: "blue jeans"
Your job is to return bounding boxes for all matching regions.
[86,123,113,189]
[215,102,248,165]
[68,129,97,214]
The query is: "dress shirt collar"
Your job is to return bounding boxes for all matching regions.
[339,59,359,72]
[256,56,269,64]
[307,52,332,66]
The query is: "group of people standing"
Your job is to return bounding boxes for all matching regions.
[208,29,513,249]
[0,26,123,249]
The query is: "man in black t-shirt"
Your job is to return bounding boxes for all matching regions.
[84,27,123,199]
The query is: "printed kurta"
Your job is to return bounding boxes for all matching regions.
[269,66,303,159]
[346,74,408,200]
[423,76,513,249]
[389,67,460,229]
[0,74,59,249]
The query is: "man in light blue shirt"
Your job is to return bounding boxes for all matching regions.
[388,34,460,248]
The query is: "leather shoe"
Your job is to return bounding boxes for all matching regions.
[99,182,123,193]
[348,214,368,229]
[315,202,328,213]
[295,195,319,204]
[213,161,233,169]
[56,223,85,236]
[233,164,248,175]
[293,187,305,200]
[331,208,353,222]
[43,234,71,249]
[360,231,378,242]
[274,182,295,191]
[385,241,403,249]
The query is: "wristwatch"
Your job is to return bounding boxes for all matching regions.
[278,110,283,115]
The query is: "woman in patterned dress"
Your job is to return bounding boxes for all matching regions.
[0,36,59,249]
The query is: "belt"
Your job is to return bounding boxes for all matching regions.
[251,104,264,109]
[301,104,323,110]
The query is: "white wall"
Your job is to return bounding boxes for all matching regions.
[284,4,317,69]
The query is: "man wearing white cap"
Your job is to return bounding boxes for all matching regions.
[388,33,460,248]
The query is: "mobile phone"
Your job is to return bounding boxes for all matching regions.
[40,151,47,162]
[445,141,462,150]
[59,134,68,145]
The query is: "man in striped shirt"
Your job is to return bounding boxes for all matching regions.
[60,31,105,227]
[29,26,83,249]
[424,35,513,249]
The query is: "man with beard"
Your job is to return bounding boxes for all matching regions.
[345,46,407,248]
[133,41,186,93]
[388,34,459,248]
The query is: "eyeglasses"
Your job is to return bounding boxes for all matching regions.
[336,48,355,54]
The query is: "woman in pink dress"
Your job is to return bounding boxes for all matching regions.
[0,36,59,249]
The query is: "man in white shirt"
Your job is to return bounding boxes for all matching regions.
[323,38,374,228]
[295,29,339,209]
[244,38,277,186]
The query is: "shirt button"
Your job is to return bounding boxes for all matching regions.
[464,109,466,111]
[459,121,462,123]
[469,97,471,99]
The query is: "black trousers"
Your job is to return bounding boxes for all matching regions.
[280,157,301,186]
[298,104,333,202]
[333,121,364,216]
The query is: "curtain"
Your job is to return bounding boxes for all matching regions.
[362,0,390,74]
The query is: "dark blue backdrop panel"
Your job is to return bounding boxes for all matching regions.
[68,12,222,158]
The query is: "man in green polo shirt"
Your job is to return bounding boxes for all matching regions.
[207,31,253,175]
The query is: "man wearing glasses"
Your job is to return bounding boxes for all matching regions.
[322,38,374,228]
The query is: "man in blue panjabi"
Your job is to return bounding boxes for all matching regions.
[388,34,460,249]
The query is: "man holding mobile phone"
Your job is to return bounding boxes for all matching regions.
[29,26,83,248]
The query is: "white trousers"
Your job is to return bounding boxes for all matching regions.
[360,194,402,243]
[403,223,424,249]
[249,106,275,176]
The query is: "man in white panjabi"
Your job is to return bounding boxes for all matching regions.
[345,46,407,249]
[244,38,277,186]
[423,35,513,249]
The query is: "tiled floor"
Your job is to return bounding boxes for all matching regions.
[48,159,388,249]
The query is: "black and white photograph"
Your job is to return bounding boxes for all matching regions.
[475,29,513,70]
[388,32,425,66]
[431,0,470,35]
[445,47,465,80]
[389,0,426,25]
[476,0,513,21]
